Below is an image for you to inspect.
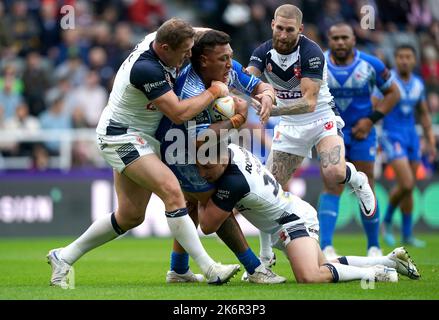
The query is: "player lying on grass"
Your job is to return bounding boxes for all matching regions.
[156,29,285,284]
[195,143,421,283]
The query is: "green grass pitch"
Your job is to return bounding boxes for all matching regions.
[1,234,438,300]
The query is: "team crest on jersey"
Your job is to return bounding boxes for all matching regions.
[145,102,157,111]
[136,135,145,145]
[293,63,302,79]
[324,121,334,130]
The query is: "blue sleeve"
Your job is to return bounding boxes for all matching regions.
[211,165,250,212]
[372,86,384,99]
[130,59,173,100]
[248,41,271,73]
[300,41,325,80]
[230,60,261,95]
[174,65,191,97]
[362,53,393,93]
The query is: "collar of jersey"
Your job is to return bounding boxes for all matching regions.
[327,48,360,69]
[149,41,177,77]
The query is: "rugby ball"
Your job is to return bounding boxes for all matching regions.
[209,96,235,122]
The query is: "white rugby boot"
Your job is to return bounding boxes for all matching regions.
[166,269,205,283]
[351,170,377,218]
[373,265,398,282]
[206,263,240,285]
[246,264,286,284]
[46,248,72,288]
[241,252,277,281]
[387,247,420,280]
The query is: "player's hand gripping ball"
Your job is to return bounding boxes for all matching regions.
[209,96,235,122]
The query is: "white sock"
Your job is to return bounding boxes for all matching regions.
[345,162,363,188]
[259,231,273,259]
[328,262,375,282]
[60,212,122,265]
[341,255,397,269]
[166,213,215,275]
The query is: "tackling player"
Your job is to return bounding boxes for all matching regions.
[195,143,420,284]
[46,18,241,287]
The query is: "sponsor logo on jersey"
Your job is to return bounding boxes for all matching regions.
[308,56,321,69]
[250,56,262,63]
[143,80,167,93]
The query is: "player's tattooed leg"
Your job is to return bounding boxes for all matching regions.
[266,150,304,187]
[319,145,341,168]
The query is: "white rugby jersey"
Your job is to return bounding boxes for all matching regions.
[211,144,309,235]
[248,35,335,125]
[96,32,176,137]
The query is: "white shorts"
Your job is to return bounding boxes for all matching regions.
[97,132,160,173]
[271,115,344,158]
[271,197,320,251]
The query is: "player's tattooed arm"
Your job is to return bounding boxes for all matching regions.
[319,145,341,168]
[270,78,323,116]
[266,150,304,187]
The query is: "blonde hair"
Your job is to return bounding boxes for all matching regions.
[155,18,195,50]
[274,4,303,24]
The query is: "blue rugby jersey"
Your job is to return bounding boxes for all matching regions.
[324,49,393,128]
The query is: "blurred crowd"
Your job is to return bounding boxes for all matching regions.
[0,0,438,171]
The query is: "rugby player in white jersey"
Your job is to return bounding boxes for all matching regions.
[245,4,376,264]
[195,143,421,283]
[46,18,241,287]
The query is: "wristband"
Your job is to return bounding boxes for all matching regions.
[207,85,221,99]
[261,89,276,104]
[230,114,246,128]
[367,110,385,124]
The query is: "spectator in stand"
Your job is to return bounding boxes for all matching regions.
[3,103,40,157]
[70,70,107,128]
[39,94,72,155]
[317,0,344,45]
[54,52,89,88]
[407,0,432,32]
[111,23,135,70]
[126,0,166,31]
[39,0,61,57]
[87,47,115,92]
[54,29,90,66]
[421,44,439,91]
[2,0,41,56]
[0,67,23,121]
[22,51,51,117]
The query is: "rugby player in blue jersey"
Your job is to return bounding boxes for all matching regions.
[322,23,400,258]
[374,45,436,248]
[156,29,286,284]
